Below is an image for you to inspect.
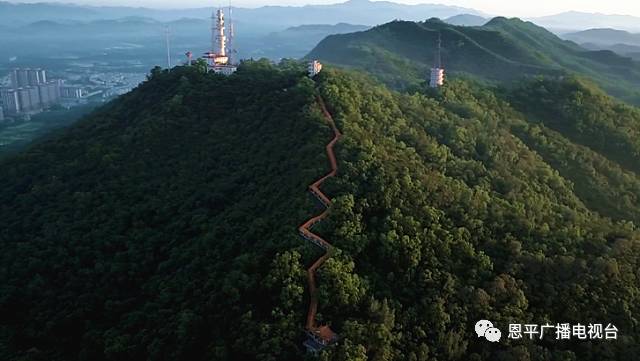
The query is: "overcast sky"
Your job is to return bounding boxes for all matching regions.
[9,0,640,17]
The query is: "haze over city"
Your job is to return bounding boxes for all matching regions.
[5,0,640,17]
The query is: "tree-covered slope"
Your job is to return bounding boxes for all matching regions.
[307,18,640,104]
[0,62,332,361]
[2,63,640,361]
[311,69,640,360]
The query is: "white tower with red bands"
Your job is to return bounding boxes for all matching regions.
[429,33,445,88]
[204,6,236,75]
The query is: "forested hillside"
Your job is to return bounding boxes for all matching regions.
[307,17,640,104]
[2,63,640,361]
[313,69,640,360]
[0,62,333,361]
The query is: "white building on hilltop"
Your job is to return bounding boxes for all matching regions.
[308,60,323,77]
[429,34,445,88]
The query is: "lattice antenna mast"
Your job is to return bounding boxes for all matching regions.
[165,26,172,70]
[228,1,235,63]
[211,8,216,55]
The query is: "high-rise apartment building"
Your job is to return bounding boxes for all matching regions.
[60,85,84,99]
[40,81,62,105]
[17,88,33,112]
[0,88,20,115]
[10,69,28,89]
[11,68,48,88]
[5,69,61,116]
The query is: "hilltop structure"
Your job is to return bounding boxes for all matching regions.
[203,8,237,75]
[429,33,445,88]
[308,60,323,77]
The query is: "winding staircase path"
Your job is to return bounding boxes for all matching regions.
[298,95,341,347]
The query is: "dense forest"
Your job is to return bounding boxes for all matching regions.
[0,103,99,158]
[0,62,333,361]
[314,69,640,360]
[307,17,640,104]
[2,61,640,360]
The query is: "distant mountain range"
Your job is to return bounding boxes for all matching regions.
[0,18,369,65]
[307,17,640,103]
[561,28,640,60]
[0,1,202,26]
[444,14,488,26]
[3,1,640,33]
[0,17,210,65]
[0,0,482,29]
[253,23,370,59]
[530,11,640,32]
[563,28,640,46]
[580,43,640,60]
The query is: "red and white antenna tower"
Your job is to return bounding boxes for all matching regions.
[205,7,229,66]
[215,8,226,58]
[202,5,237,75]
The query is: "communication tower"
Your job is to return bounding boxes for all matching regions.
[165,27,172,70]
[204,7,237,75]
[227,3,236,64]
[429,33,445,88]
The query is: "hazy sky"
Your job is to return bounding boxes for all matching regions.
[9,0,640,17]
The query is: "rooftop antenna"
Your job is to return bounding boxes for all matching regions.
[165,26,172,70]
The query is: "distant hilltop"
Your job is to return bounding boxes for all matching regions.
[307,17,640,104]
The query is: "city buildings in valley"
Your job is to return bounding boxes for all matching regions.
[0,68,85,119]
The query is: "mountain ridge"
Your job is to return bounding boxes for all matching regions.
[0,0,482,28]
[530,10,640,31]
[563,28,640,46]
[307,17,640,103]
